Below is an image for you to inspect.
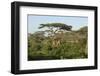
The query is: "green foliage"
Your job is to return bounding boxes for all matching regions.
[39,23,67,28]
[28,23,88,60]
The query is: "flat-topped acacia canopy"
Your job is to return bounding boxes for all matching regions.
[39,23,72,31]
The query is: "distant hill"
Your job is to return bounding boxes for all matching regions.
[63,26,88,43]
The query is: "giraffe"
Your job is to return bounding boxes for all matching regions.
[51,30,64,48]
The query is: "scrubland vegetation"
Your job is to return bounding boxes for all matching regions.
[28,23,88,60]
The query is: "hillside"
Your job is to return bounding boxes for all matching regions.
[28,26,88,60]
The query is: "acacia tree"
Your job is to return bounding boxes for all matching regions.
[39,23,72,48]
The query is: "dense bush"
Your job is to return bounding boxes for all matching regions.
[28,24,88,60]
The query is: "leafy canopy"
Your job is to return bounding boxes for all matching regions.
[39,23,72,31]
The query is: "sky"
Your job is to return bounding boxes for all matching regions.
[28,15,88,33]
